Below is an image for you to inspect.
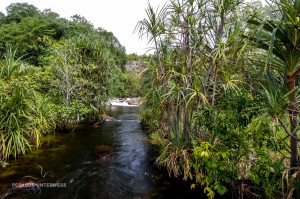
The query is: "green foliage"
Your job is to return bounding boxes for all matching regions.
[39,9,69,40]
[151,130,191,179]
[0,3,128,162]
[127,53,140,61]
[5,3,40,23]
[42,38,108,124]
[248,1,300,196]
[118,71,142,97]
[0,53,56,160]
[0,17,55,65]
[138,0,296,198]
[190,90,259,196]
[0,2,126,68]
[0,47,27,80]
[193,141,230,197]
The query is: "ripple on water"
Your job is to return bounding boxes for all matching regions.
[0,106,210,199]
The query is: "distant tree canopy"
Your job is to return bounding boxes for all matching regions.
[0,2,127,67]
[5,3,40,23]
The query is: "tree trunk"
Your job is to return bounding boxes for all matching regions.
[203,11,225,104]
[154,38,163,75]
[288,76,298,168]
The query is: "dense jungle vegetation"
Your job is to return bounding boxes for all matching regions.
[136,0,300,198]
[0,3,138,164]
[1,0,300,198]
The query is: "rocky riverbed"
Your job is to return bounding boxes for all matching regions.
[108,97,142,106]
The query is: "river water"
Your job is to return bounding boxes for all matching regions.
[0,106,205,199]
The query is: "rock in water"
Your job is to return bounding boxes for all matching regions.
[95,145,113,154]
[126,97,141,105]
[95,145,113,161]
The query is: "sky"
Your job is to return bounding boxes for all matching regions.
[0,0,168,55]
[0,0,266,55]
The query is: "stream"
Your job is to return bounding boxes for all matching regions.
[0,106,205,199]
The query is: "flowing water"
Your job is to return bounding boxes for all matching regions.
[0,106,205,199]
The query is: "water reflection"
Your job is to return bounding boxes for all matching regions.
[0,106,206,199]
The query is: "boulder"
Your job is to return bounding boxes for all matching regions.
[126,97,142,105]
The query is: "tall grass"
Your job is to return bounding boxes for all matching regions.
[0,48,56,161]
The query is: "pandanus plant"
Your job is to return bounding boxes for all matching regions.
[0,48,55,160]
[0,47,27,80]
[248,0,300,169]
